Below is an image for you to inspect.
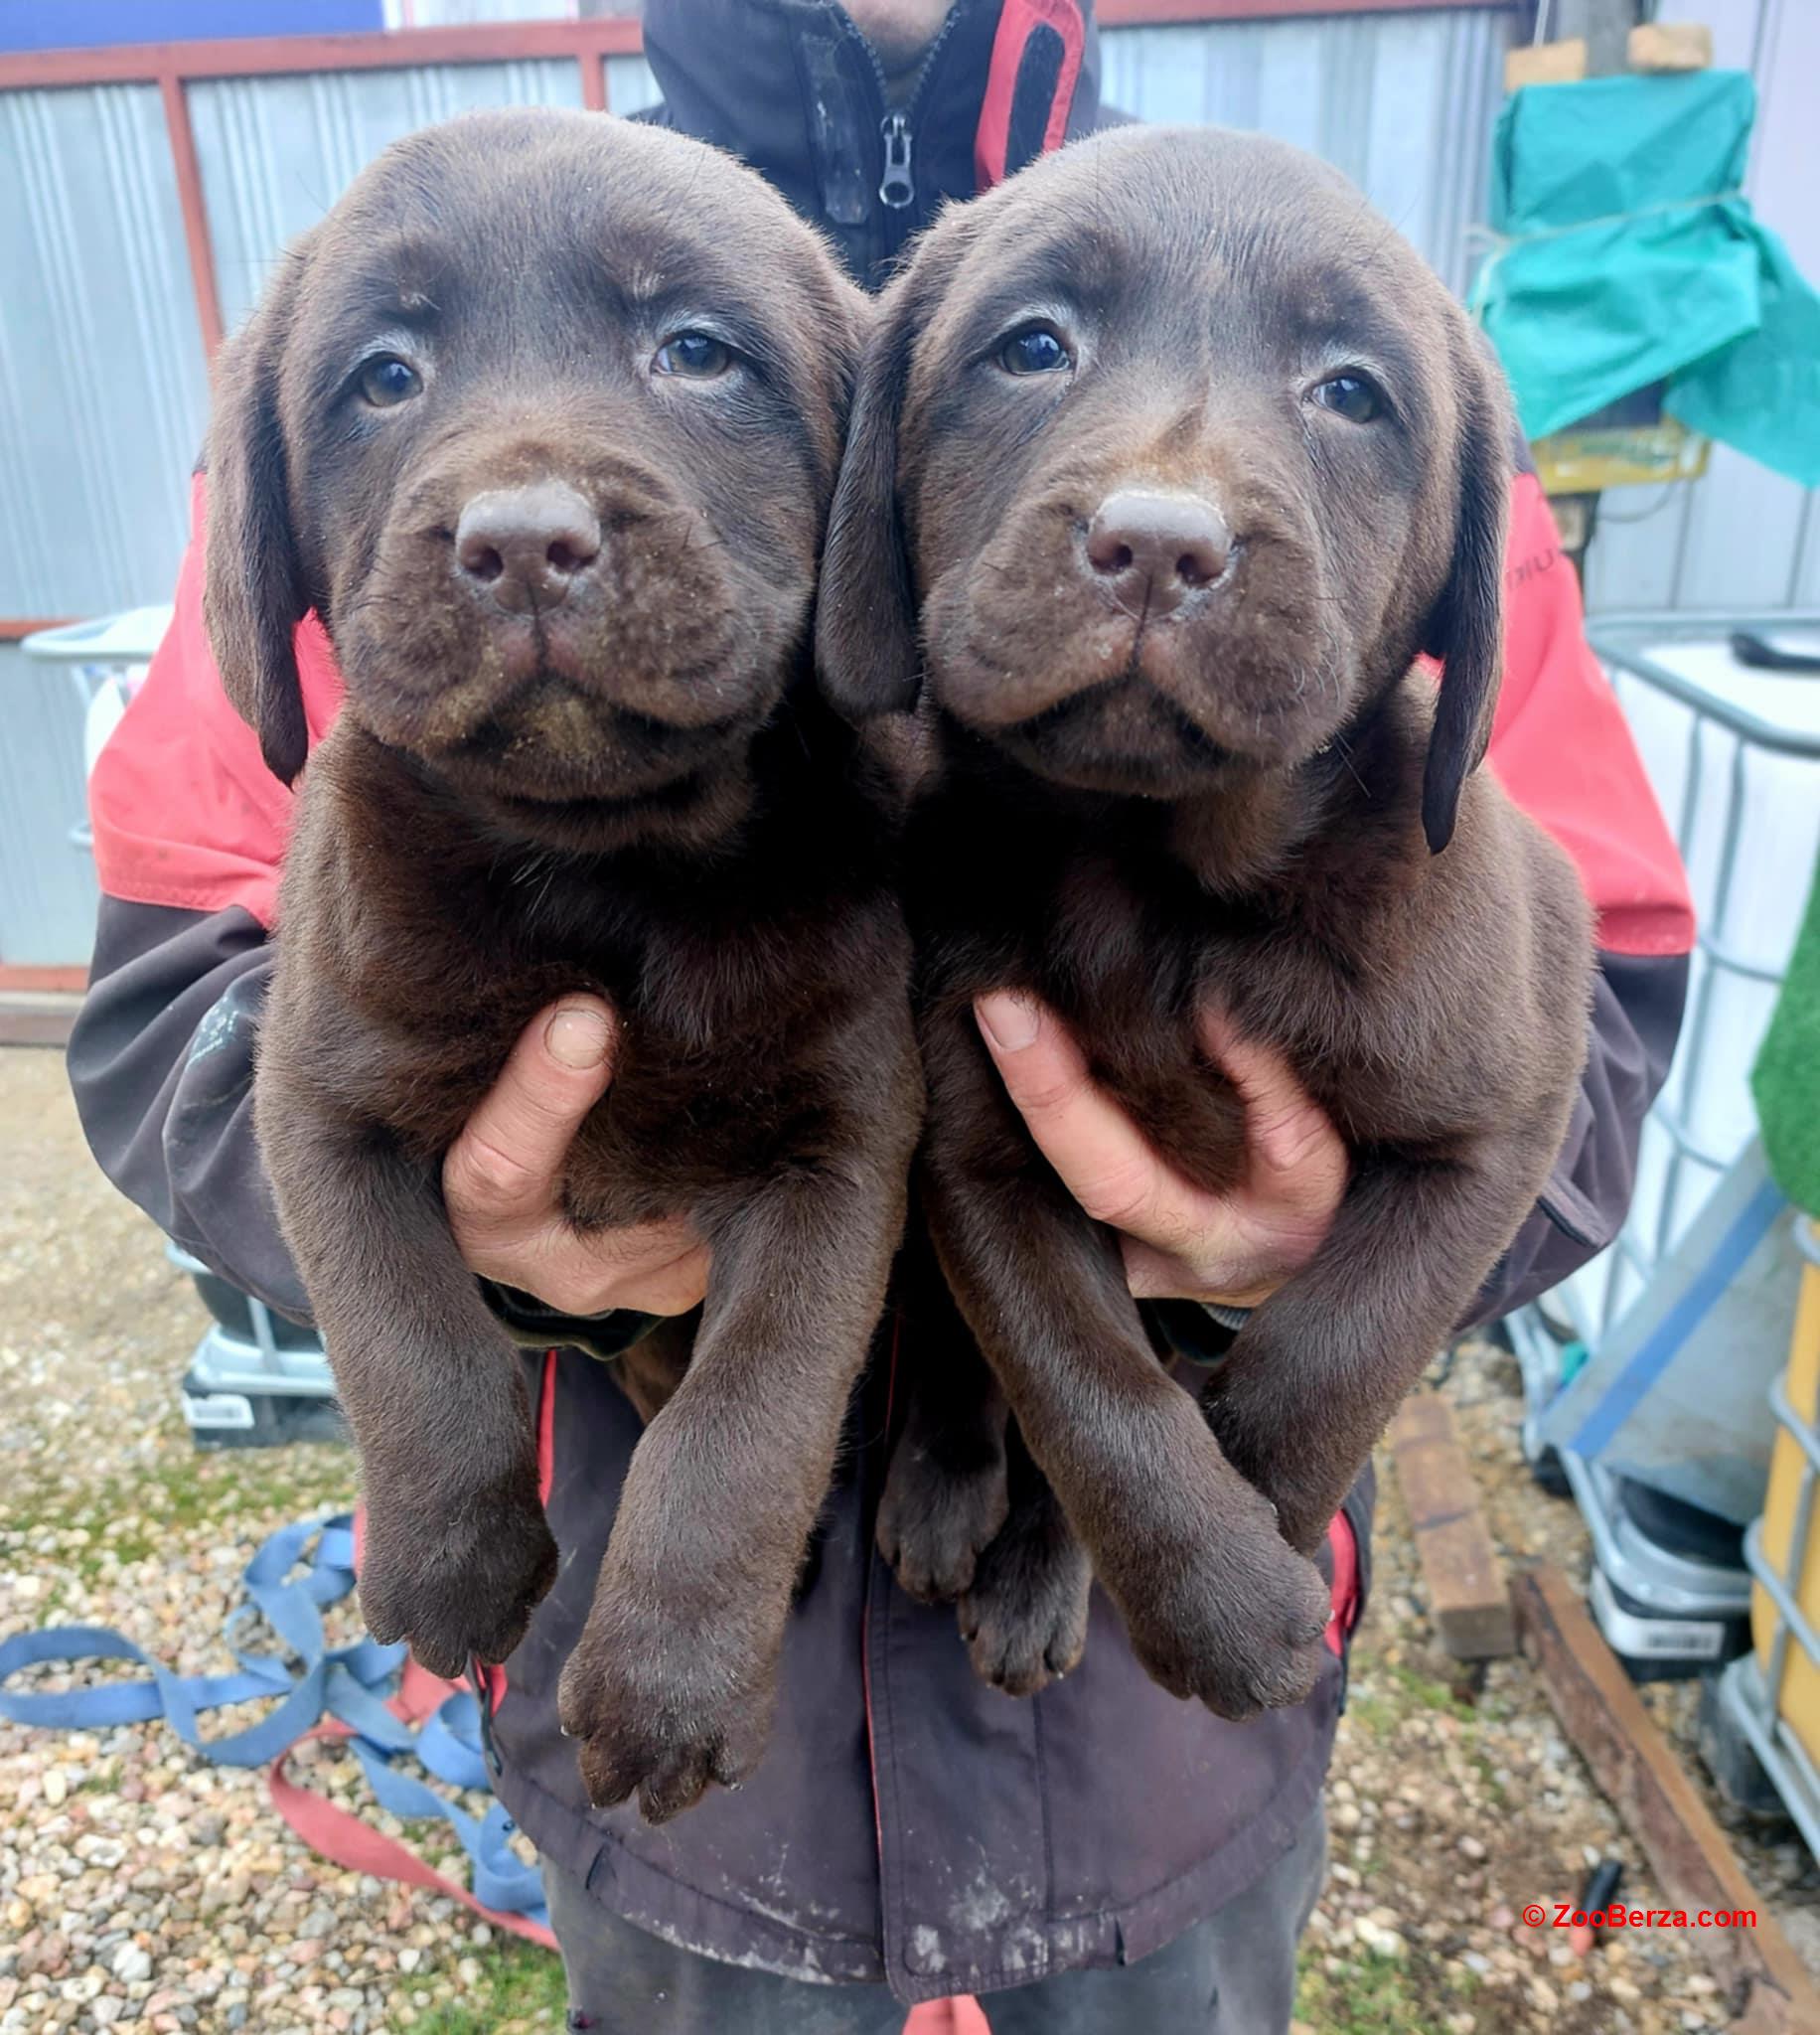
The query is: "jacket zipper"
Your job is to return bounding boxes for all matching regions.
[834,1,970,251]
[879,110,915,210]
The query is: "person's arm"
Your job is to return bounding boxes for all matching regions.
[70,895,307,1315]
[69,478,708,1331]
[68,896,709,1328]
[68,472,329,1314]
[979,471,1694,1323]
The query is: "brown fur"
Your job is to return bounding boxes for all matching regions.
[206,110,922,1822]
[817,126,1593,1713]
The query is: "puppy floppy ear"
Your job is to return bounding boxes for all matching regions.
[814,262,935,723]
[1421,329,1515,854]
[204,255,311,786]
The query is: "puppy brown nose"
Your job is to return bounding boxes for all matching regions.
[455,482,602,613]
[1086,491,1232,616]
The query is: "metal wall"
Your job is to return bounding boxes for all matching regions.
[0,82,211,621]
[383,1,584,21]
[0,646,98,967]
[191,59,588,333]
[1100,11,1503,297]
[1583,0,1820,616]
[604,51,657,113]
[0,80,208,967]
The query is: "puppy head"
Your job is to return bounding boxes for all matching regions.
[206,110,864,852]
[818,125,1512,852]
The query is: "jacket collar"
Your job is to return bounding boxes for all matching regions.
[640,0,1102,286]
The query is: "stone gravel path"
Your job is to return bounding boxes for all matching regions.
[2,1048,1814,2034]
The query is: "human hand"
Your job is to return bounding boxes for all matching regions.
[444,998,709,1318]
[974,994,1347,1309]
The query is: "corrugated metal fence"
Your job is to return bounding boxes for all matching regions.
[0,644,98,969]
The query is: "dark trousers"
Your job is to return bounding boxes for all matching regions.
[544,1804,1325,2035]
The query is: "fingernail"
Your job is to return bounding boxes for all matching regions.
[977,992,1039,1053]
[545,1002,612,1070]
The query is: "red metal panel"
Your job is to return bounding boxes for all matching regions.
[0,620,76,640]
[0,20,644,90]
[0,964,89,992]
[160,71,224,359]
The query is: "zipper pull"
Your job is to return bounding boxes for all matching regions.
[879,112,915,210]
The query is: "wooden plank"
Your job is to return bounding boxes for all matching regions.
[1513,1567,1820,2034]
[1505,37,1590,89]
[1629,22,1714,72]
[1389,1390,1515,1659]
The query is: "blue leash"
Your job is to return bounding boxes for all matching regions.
[0,1513,546,1928]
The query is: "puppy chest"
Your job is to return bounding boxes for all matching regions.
[1094,1044,1253,1199]
[558,1022,856,1229]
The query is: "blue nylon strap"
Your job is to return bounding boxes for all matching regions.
[414,1694,493,1792]
[0,1622,338,1767]
[0,1629,279,1730]
[0,1511,545,1928]
[349,1731,547,1918]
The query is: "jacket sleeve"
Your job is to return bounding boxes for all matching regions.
[66,472,329,1319]
[1468,471,1695,1322]
[67,474,333,1317]
[69,894,311,1319]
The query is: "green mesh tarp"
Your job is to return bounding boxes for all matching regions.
[1753,850,1820,1218]
[1472,71,1820,486]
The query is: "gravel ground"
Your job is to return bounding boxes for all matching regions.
[3,1045,1815,2035]
[1313,1336,1820,2035]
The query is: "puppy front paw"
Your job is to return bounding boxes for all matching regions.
[1119,1497,1330,1720]
[877,1428,1009,1604]
[558,1596,778,1824]
[958,1499,1091,1697]
[359,1472,556,1681]
[1200,1385,1351,1559]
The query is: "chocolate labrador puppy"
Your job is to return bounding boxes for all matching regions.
[206,109,921,1821]
[817,126,1592,1714]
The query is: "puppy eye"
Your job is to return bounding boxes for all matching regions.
[654,331,734,380]
[1309,372,1383,423]
[359,356,422,407]
[996,324,1072,377]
